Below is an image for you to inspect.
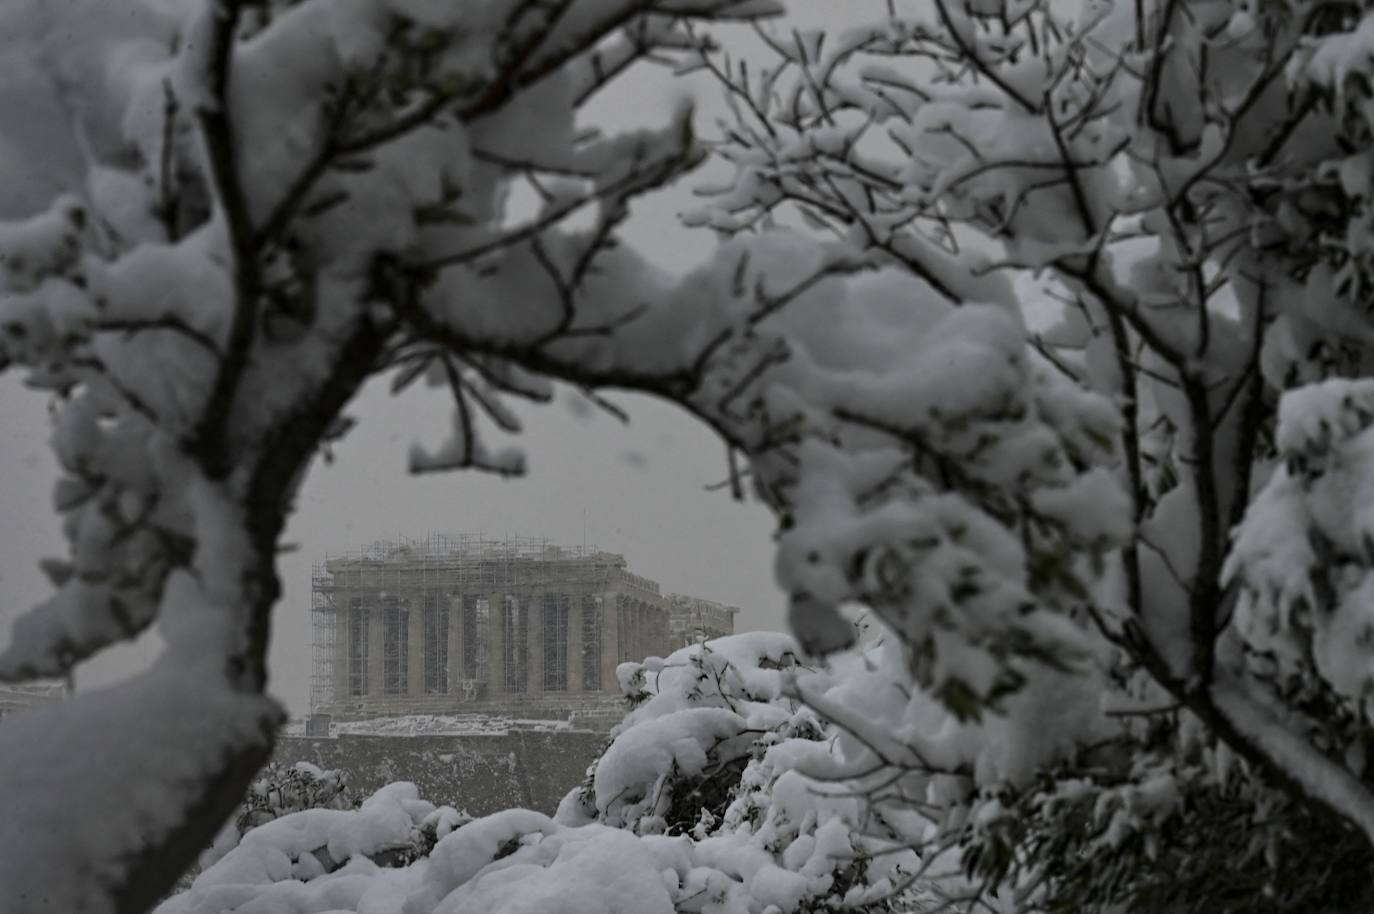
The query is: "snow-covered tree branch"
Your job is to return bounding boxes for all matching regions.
[669,0,1374,908]
[0,0,794,907]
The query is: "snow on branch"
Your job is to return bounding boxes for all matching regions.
[0,0,788,906]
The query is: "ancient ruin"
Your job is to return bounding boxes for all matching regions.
[666,594,739,649]
[309,535,737,726]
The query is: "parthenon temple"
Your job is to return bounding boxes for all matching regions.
[310,535,739,721]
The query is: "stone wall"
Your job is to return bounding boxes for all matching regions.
[273,729,608,816]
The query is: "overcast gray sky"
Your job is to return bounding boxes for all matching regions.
[0,2,888,715]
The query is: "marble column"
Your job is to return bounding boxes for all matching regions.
[406,596,424,697]
[527,591,544,695]
[567,592,583,693]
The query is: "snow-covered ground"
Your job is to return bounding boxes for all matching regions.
[283,714,579,738]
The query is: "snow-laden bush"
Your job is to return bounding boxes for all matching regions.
[175,761,362,888]
[158,633,932,914]
[238,762,356,833]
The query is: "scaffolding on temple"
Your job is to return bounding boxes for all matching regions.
[459,595,489,701]
[542,593,570,692]
[308,534,657,717]
[309,560,340,713]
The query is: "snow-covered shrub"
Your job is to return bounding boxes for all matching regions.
[166,761,471,898]
[185,762,360,880]
[240,761,356,832]
[960,749,1373,914]
[159,633,930,913]
[159,781,469,911]
[565,635,807,833]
